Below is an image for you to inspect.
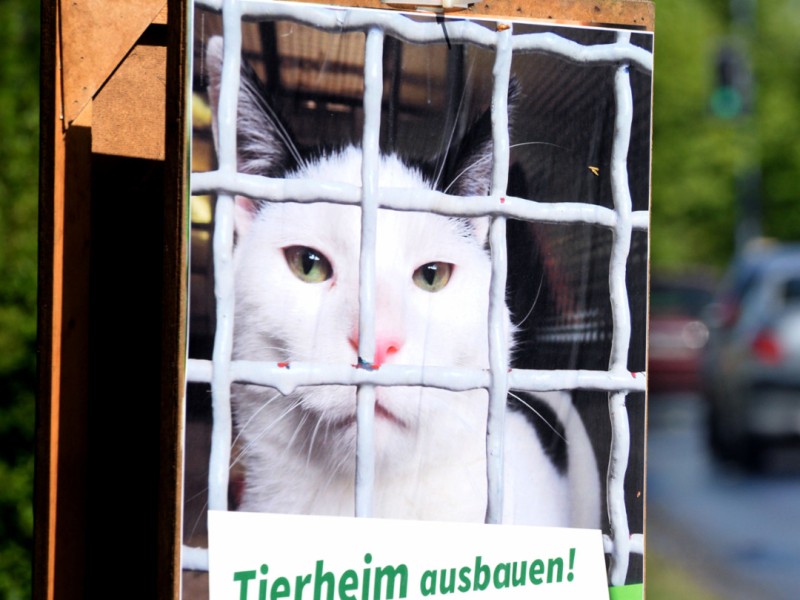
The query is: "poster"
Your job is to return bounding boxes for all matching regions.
[184,1,652,598]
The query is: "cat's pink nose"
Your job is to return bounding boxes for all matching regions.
[348,334,403,367]
[374,339,402,367]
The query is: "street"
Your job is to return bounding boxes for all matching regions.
[647,392,800,599]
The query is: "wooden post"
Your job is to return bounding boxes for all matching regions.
[37,1,186,598]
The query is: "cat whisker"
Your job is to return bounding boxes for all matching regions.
[183,488,207,505]
[515,273,545,328]
[280,407,312,462]
[242,75,306,171]
[303,421,352,499]
[508,391,567,444]
[443,141,569,195]
[229,396,303,470]
[315,464,344,507]
[433,69,473,191]
[230,389,282,451]
[186,392,287,538]
[510,339,547,348]
[250,338,296,357]
[188,498,210,539]
[306,412,328,467]
[510,140,570,153]
[442,156,488,195]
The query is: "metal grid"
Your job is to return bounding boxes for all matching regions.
[184,0,652,587]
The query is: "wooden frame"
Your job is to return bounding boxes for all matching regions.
[37,2,186,598]
[36,1,653,599]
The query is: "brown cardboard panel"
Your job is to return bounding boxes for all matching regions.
[154,3,169,24]
[297,0,654,30]
[93,44,167,160]
[478,0,653,29]
[60,0,167,127]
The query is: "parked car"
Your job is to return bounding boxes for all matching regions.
[702,242,800,469]
[648,275,714,393]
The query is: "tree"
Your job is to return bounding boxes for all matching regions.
[651,0,800,272]
[651,0,744,271]
[756,0,800,242]
[0,0,39,597]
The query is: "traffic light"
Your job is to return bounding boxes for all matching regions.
[710,43,752,119]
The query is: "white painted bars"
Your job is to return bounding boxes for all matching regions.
[354,26,385,517]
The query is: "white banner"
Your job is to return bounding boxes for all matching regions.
[208,511,609,600]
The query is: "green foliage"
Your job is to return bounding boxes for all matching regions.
[651,0,740,271]
[652,0,800,271]
[0,0,40,597]
[756,0,800,242]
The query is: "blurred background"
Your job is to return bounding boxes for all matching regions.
[648,1,800,598]
[3,0,800,597]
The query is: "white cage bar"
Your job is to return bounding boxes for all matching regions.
[184,0,652,587]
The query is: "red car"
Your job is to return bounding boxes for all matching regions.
[648,276,714,393]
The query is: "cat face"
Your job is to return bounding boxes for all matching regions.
[232,150,500,466]
[206,35,510,473]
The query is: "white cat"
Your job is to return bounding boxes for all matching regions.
[205,35,600,528]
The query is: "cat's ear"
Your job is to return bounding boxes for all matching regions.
[234,196,257,238]
[205,36,301,236]
[205,35,299,179]
[445,80,520,243]
[205,36,225,156]
[446,79,520,198]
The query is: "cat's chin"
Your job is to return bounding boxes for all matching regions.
[328,400,408,431]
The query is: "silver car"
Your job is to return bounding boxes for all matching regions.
[703,244,800,470]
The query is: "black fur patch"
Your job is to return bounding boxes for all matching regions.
[507,392,568,475]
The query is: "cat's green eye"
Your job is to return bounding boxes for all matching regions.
[284,246,333,283]
[413,262,453,292]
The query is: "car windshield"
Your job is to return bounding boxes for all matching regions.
[650,284,713,318]
[784,277,800,304]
